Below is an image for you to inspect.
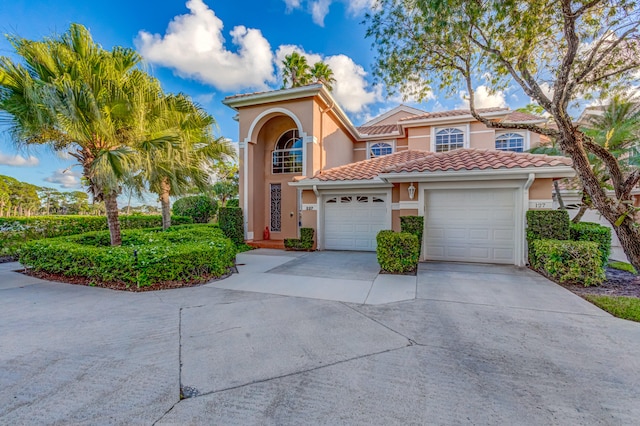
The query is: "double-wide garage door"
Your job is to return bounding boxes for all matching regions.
[425,188,517,264]
[324,195,387,251]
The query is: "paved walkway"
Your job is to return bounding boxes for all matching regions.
[1,253,640,425]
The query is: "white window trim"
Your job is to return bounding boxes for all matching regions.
[430,124,470,152]
[366,140,396,159]
[495,130,529,151]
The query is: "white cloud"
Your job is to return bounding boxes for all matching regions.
[0,152,39,167]
[283,0,302,11]
[458,85,507,109]
[275,45,381,114]
[310,0,332,26]
[282,0,373,24]
[45,169,82,189]
[136,0,275,91]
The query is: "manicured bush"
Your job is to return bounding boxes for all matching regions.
[526,210,570,242]
[400,216,424,248]
[529,239,605,286]
[284,228,314,250]
[218,207,244,245]
[376,230,420,274]
[570,222,611,266]
[19,224,236,287]
[172,195,218,223]
[0,215,192,256]
[226,198,240,207]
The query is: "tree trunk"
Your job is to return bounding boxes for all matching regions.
[160,178,171,230]
[553,180,565,209]
[571,205,588,223]
[560,130,640,270]
[104,191,122,246]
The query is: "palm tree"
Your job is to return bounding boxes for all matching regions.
[135,94,235,229]
[281,52,310,89]
[0,24,161,245]
[310,61,336,91]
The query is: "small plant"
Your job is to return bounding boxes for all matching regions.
[172,195,217,223]
[529,239,605,286]
[526,210,570,242]
[570,222,611,266]
[218,207,244,245]
[376,230,419,274]
[284,228,314,251]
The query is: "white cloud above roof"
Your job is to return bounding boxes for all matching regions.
[0,152,39,167]
[458,85,507,109]
[136,0,275,91]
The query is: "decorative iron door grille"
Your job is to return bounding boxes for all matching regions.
[270,183,281,232]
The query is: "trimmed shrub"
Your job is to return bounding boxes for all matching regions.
[570,222,611,266]
[529,239,605,286]
[526,210,570,242]
[19,224,236,287]
[219,207,244,245]
[284,228,315,251]
[400,216,424,247]
[226,198,240,208]
[172,195,217,223]
[0,215,192,256]
[376,230,419,274]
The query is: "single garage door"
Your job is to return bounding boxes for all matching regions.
[425,188,517,264]
[324,195,387,251]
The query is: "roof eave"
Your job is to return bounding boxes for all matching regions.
[379,166,576,182]
[222,84,324,110]
[288,178,393,189]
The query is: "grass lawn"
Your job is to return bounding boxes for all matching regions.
[608,261,638,274]
[585,295,640,322]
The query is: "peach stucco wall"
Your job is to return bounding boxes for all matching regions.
[529,178,553,200]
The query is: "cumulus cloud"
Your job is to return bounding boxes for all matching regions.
[45,169,82,189]
[0,152,39,167]
[136,0,275,91]
[458,85,507,109]
[275,45,381,114]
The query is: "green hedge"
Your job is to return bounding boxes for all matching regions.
[570,222,611,266]
[172,195,217,223]
[284,228,314,250]
[376,230,419,274]
[226,198,240,208]
[526,210,570,242]
[19,224,236,287]
[0,215,192,256]
[529,239,605,286]
[400,216,424,249]
[218,207,244,245]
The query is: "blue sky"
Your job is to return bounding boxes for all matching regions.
[0,0,525,202]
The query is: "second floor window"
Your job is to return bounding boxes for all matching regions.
[435,128,464,152]
[369,142,394,158]
[272,129,303,174]
[495,133,525,152]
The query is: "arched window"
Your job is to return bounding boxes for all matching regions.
[435,128,464,152]
[272,129,303,174]
[369,142,393,158]
[495,133,524,152]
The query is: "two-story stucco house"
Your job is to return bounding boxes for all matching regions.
[223,84,575,266]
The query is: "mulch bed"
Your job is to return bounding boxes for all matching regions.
[19,267,235,292]
[550,267,640,298]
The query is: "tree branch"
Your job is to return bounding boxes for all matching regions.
[583,138,626,197]
[621,169,640,200]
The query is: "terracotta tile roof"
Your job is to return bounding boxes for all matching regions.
[356,124,401,135]
[383,149,572,174]
[313,150,432,181]
[224,83,321,100]
[398,107,509,121]
[312,149,572,181]
[501,111,546,122]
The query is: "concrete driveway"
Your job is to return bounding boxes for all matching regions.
[1,252,640,425]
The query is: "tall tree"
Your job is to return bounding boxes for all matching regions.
[0,24,160,245]
[310,62,336,91]
[0,178,10,217]
[281,52,311,88]
[366,0,640,271]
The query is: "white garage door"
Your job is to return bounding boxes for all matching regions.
[324,195,388,251]
[425,188,517,264]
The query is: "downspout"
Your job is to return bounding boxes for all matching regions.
[313,184,321,250]
[522,173,535,266]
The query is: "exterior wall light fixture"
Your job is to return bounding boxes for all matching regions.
[408,182,416,200]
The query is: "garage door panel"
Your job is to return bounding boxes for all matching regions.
[426,188,517,264]
[324,195,387,251]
